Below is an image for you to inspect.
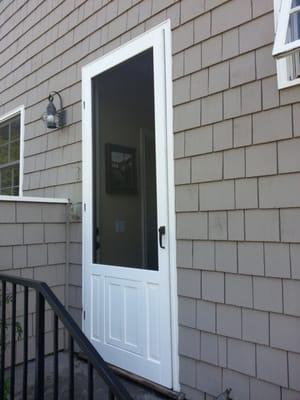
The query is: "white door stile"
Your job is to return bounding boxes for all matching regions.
[82,20,178,390]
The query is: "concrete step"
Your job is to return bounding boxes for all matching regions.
[8,352,170,400]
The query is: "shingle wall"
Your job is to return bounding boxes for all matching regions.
[1,0,300,399]
[173,1,300,399]
[0,200,67,363]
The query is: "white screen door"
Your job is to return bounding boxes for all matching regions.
[82,21,176,388]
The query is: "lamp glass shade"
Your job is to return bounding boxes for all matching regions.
[46,114,56,129]
[46,100,57,129]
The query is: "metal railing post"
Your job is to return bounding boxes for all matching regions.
[23,286,29,400]
[0,281,6,399]
[9,283,16,400]
[53,313,59,399]
[34,290,45,400]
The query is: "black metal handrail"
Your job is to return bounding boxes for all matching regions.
[0,272,133,400]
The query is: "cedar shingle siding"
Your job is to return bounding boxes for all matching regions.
[0,201,67,362]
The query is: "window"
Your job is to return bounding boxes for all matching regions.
[274,0,300,88]
[0,107,24,196]
[273,0,300,58]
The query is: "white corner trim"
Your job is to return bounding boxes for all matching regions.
[0,195,69,204]
[162,20,180,393]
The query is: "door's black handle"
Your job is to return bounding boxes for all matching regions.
[159,226,166,249]
[95,227,100,250]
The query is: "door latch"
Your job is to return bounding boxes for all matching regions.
[159,226,166,249]
[95,227,100,250]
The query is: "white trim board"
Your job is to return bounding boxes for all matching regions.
[0,105,25,196]
[163,21,179,392]
[0,195,69,204]
[81,19,179,391]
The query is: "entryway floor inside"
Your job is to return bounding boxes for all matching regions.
[11,351,170,399]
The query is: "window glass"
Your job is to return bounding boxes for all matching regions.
[1,167,12,188]
[0,114,21,195]
[273,0,300,88]
[0,146,8,164]
[292,0,300,8]
[286,11,300,43]
[10,142,20,162]
[273,0,300,60]
[11,118,20,140]
[0,188,11,195]
[0,125,9,145]
[13,165,19,186]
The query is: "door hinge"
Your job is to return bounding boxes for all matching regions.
[83,310,86,320]
[84,203,86,212]
[83,101,85,109]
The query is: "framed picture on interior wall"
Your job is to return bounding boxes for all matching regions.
[105,143,138,194]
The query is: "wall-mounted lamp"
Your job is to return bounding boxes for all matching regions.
[42,91,66,129]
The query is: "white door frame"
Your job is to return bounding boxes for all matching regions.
[81,19,179,391]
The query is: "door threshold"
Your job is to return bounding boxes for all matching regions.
[77,352,184,399]
[108,363,185,400]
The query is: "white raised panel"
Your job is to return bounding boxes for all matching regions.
[106,281,123,343]
[105,277,145,355]
[124,285,139,348]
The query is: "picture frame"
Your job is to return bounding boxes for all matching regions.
[105,143,137,194]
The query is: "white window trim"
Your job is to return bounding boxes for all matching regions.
[0,105,25,196]
[274,0,300,89]
[272,0,300,58]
